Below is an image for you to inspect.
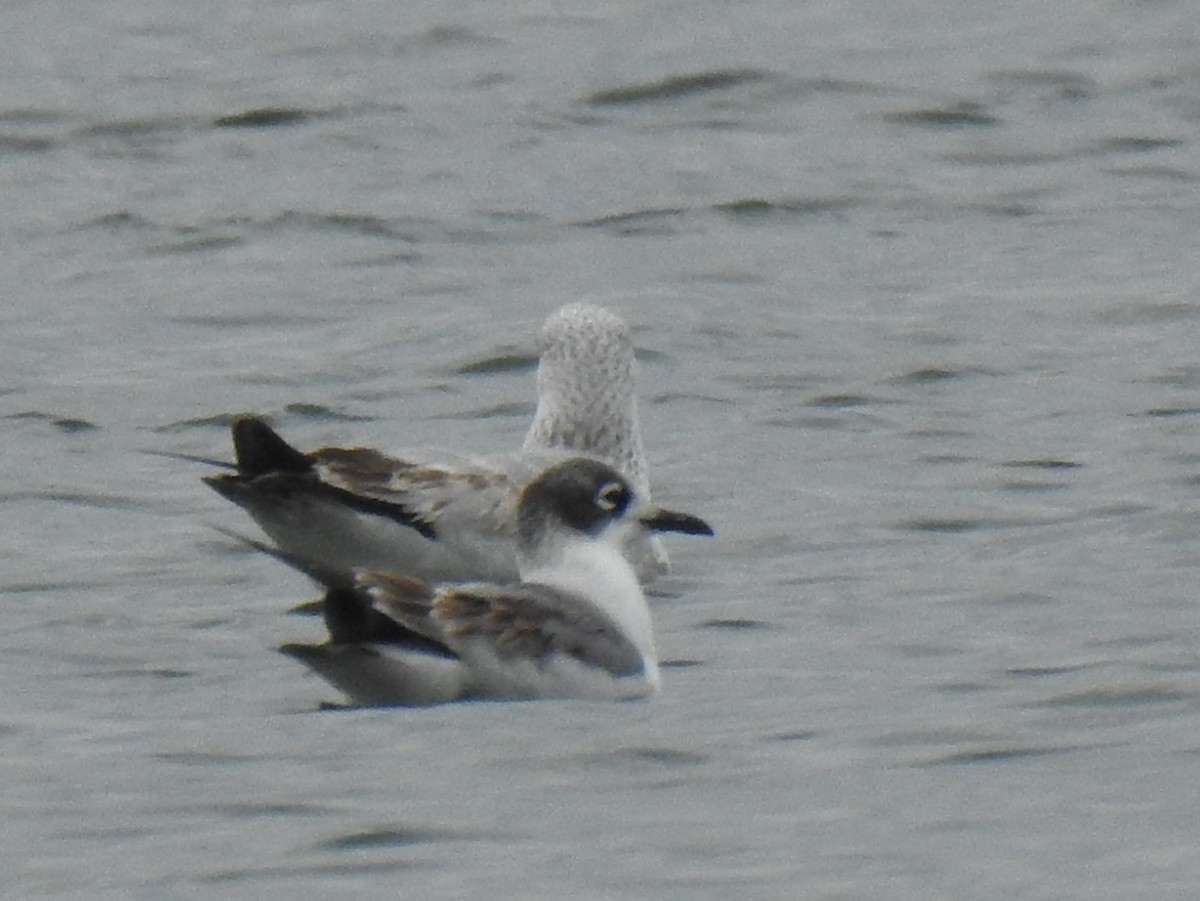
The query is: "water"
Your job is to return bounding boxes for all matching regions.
[4,0,1200,897]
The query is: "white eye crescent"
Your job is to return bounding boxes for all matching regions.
[596,481,625,512]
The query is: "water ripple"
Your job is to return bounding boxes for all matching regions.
[574,207,690,234]
[986,69,1098,101]
[890,366,974,385]
[1000,458,1084,471]
[715,197,859,220]
[1145,406,1200,419]
[5,411,99,433]
[1034,685,1194,709]
[899,517,1008,534]
[0,489,149,511]
[282,403,373,423]
[212,107,316,129]
[313,825,470,851]
[585,68,772,106]
[199,859,426,884]
[923,745,1082,766]
[153,413,236,433]
[1095,136,1185,154]
[699,618,771,631]
[884,101,1001,128]
[452,351,537,376]
[0,134,54,154]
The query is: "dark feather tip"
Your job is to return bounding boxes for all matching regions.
[231,415,312,475]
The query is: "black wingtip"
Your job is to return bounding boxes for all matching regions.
[230,415,312,475]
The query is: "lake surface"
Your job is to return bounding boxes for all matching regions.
[4,1,1200,897]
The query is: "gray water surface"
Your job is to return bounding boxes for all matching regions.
[4,1,1200,898]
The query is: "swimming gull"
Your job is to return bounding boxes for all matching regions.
[276,457,714,706]
[204,303,684,584]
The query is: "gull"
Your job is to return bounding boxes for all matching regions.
[204,303,680,585]
[277,457,714,706]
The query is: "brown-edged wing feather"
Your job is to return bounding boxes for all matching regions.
[354,571,449,650]
[366,575,645,680]
[310,446,522,542]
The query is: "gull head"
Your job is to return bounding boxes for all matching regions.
[516,458,712,566]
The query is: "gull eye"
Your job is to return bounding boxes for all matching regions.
[596,480,627,513]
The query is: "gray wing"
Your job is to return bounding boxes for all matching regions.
[205,416,669,583]
[311,445,559,539]
[364,576,645,679]
[205,418,547,542]
[203,417,439,539]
